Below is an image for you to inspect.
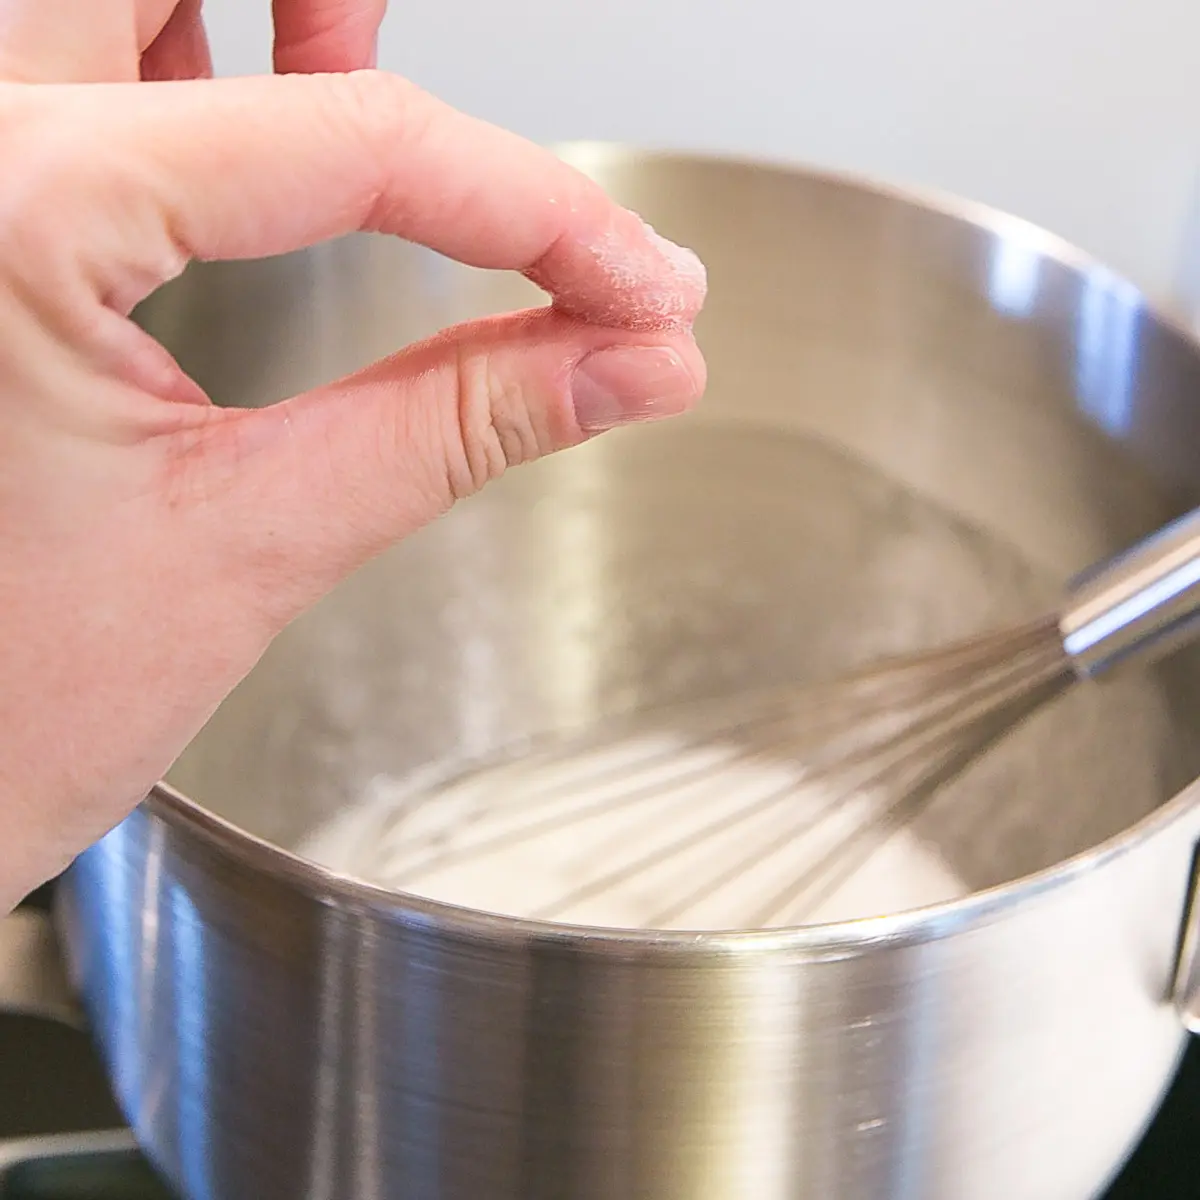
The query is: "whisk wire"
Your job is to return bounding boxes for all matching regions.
[360,616,1075,929]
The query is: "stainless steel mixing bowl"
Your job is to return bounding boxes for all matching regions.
[7,146,1200,1199]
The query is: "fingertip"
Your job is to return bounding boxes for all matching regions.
[674,327,708,396]
[525,205,708,334]
[635,214,709,323]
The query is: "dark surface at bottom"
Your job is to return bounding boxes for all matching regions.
[0,1151,171,1199]
[1105,1035,1200,1198]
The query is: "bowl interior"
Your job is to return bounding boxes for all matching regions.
[139,149,1200,922]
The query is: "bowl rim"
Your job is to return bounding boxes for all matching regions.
[141,144,1200,956]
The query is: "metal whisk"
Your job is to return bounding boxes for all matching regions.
[347,506,1200,930]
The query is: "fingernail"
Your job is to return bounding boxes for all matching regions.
[571,346,698,433]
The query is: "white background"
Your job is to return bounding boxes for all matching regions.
[202,0,1200,310]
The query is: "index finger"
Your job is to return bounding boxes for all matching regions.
[67,71,708,332]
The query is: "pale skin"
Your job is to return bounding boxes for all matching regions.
[0,0,708,913]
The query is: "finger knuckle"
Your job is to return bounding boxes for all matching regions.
[318,69,440,230]
[445,346,546,502]
[333,68,432,142]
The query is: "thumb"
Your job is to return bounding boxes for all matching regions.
[39,71,707,621]
[190,309,704,624]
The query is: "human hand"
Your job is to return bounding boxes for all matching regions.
[0,3,707,911]
[0,0,387,81]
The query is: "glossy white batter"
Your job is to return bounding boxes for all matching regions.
[297,732,968,930]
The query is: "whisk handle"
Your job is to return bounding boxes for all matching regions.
[1060,506,1200,678]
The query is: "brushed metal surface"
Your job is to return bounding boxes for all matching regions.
[46,147,1200,1198]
